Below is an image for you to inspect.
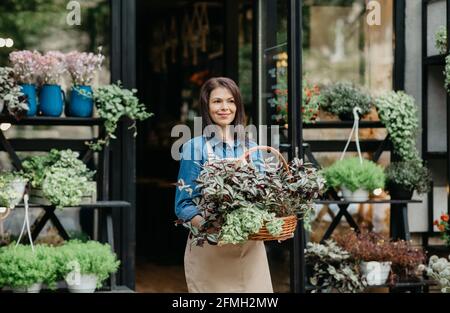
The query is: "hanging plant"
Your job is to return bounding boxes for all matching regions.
[445,55,450,93]
[87,82,153,151]
[375,91,420,162]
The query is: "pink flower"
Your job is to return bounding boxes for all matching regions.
[35,51,67,85]
[65,47,105,86]
[9,50,42,84]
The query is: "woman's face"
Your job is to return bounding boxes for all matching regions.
[208,87,237,128]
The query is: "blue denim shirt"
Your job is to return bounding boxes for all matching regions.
[174,135,262,222]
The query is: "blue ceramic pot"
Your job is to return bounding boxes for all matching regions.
[20,84,38,116]
[68,85,94,117]
[39,84,65,117]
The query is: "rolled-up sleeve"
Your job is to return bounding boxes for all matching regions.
[174,139,203,222]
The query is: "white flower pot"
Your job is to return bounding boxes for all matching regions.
[9,179,27,207]
[360,261,392,286]
[12,282,42,293]
[65,273,98,293]
[341,186,369,202]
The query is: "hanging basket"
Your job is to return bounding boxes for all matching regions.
[239,145,298,242]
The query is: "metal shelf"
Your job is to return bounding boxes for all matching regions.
[315,199,422,205]
[303,120,385,129]
[423,54,446,66]
[425,151,448,159]
[16,200,131,209]
[0,115,103,126]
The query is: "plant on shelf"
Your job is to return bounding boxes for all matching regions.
[335,231,426,284]
[305,240,367,293]
[65,48,105,117]
[375,91,420,162]
[56,240,120,293]
[423,255,450,293]
[9,50,41,116]
[445,56,450,93]
[177,156,325,246]
[335,231,394,286]
[21,149,96,208]
[321,157,385,201]
[317,82,373,121]
[36,51,66,117]
[435,26,447,55]
[434,213,450,247]
[0,244,59,293]
[385,160,432,200]
[87,82,153,151]
[0,66,29,119]
[0,171,28,209]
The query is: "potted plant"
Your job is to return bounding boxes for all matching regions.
[9,50,41,116]
[317,82,372,121]
[335,232,395,286]
[87,82,152,151]
[65,48,105,117]
[36,51,66,117]
[322,157,385,201]
[305,240,367,293]
[0,244,58,293]
[177,155,325,246]
[434,213,450,247]
[21,149,96,208]
[0,171,28,209]
[388,239,426,283]
[375,91,420,162]
[57,240,120,293]
[0,67,29,119]
[423,255,450,293]
[385,161,431,200]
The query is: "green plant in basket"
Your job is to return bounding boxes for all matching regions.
[177,156,325,246]
[375,91,420,162]
[435,26,448,55]
[322,157,385,193]
[21,149,95,208]
[317,82,373,120]
[0,244,59,291]
[87,82,153,151]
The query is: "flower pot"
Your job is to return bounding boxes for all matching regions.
[29,182,97,206]
[39,84,65,117]
[68,85,94,117]
[20,84,38,116]
[360,261,392,286]
[12,282,42,293]
[65,274,97,293]
[9,179,27,208]
[341,186,369,201]
[387,182,413,200]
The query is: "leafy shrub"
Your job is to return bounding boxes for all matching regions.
[375,91,420,162]
[305,240,366,293]
[21,149,95,208]
[423,255,450,293]
[322,157,385,193]
[385,161,431,194]
[57,240,120,288]
[317,82,372,118]
[0,171,27,208]
[435,26,447,55]
[0,66,28,119]
[0,244,58,289]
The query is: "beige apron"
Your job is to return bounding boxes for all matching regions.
[184,139,273,293]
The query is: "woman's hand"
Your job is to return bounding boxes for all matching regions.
[190,215,205,229]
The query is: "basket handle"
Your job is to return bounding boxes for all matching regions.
[239,145,290,173]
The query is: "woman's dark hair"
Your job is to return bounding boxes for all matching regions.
[199,77,246,130]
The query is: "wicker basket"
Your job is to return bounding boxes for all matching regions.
[240,145,298,242]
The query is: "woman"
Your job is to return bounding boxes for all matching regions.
[174,77,273,293]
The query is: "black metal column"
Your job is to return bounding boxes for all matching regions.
[287,0,304,294]
[224,0,240,82]
[111,0,137,290]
